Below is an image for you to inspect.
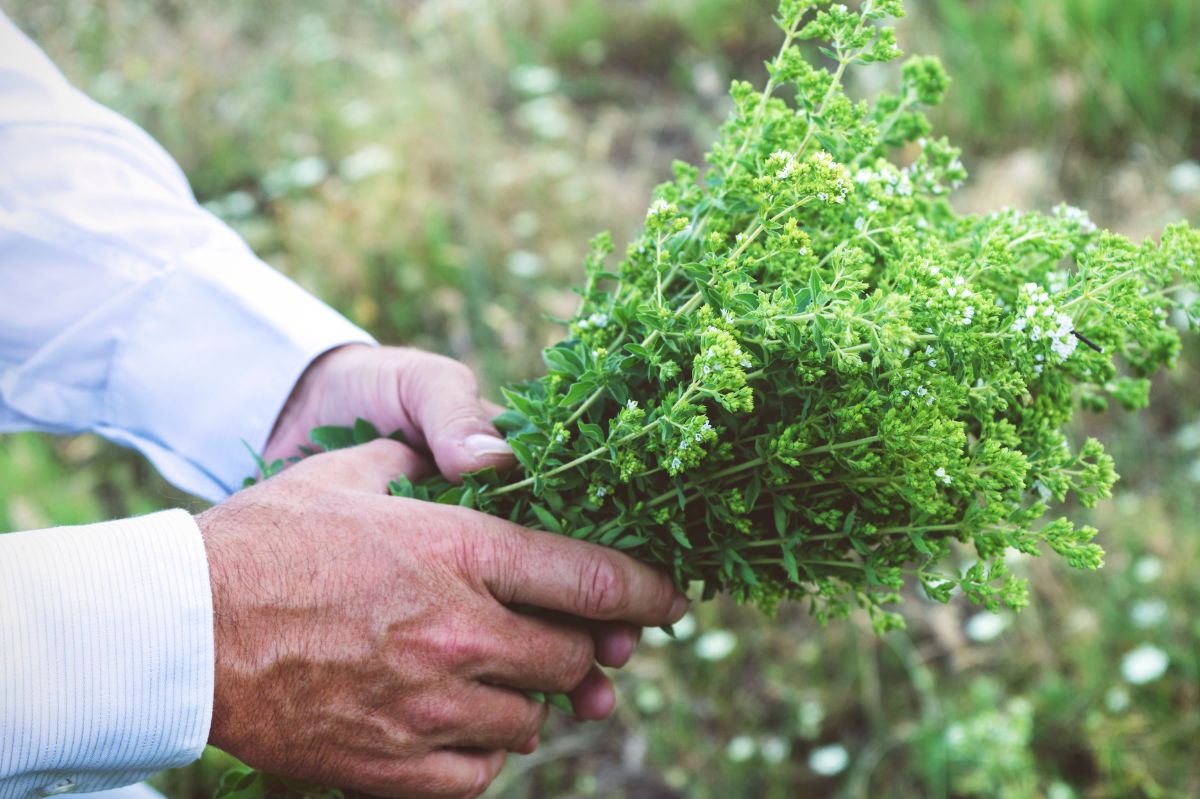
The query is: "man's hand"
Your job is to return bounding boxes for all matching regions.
[199,439,687,799]
[264,344,513,481]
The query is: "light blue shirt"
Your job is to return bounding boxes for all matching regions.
[0,11,374,798]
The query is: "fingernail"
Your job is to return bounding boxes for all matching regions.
[670,593,689,622]
[465,434,512,457]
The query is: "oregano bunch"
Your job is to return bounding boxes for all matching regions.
[266,0,1200,633]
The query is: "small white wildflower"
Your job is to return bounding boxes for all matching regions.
[808,744,849,776]
[595,486,607,498]
[900,389,910,396]
[928,359,937,367]
[817,192,829,202]
[964,611,1009,642]
[935,466,951,485]
[726,735,756,763]
[670,456,682,471]
[854,216,866,231]
[1012,317,1028,333]
[627,400,638,410]
[916,385,927,396]
[866,200,880,213]
[695,630,737,661]
[1121,644,1169,685]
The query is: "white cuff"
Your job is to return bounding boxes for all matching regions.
[0,510,213,799]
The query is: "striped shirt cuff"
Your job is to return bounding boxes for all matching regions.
[0,510,213,799]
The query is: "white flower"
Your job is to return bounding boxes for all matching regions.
[595,486,607,497]
[935,466,951,485]
[964,611,1009,642]
[695,630,737,661]
[925,345,936,355]
[1121,644,1169,685]
[916,385,927,396]
[1012,317,1028,333]
[670,457,682,471]
[808,744,849,776]
[726,735,756,763]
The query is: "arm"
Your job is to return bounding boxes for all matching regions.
[1,12,680,799]
[0,12,372,504]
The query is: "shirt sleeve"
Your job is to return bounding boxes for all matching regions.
[0,12,376,503]
[0,510,214,799]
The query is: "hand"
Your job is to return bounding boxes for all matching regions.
[198,439,688,799]
[263,343,648,712]
[264,344,513,482]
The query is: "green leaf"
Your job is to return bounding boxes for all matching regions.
[547,692,575,714]
[543,344,585,377]
[388,476,416,498]
[353,418,381,445]
[529,503,563,534]
[309,425,358,452]
[492,409,531,434]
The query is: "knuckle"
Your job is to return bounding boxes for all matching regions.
[576,551,628,619]
[407,698,459,737]
[557,634,595,689]
[429,623,489,668]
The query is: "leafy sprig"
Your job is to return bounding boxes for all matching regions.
[319,0,1198,633]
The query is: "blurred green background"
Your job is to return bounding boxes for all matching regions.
[3,0,1200,796]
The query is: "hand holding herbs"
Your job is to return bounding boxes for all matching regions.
[203,438,686,797]
[268,0,1200,636]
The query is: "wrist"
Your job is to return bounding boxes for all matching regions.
[264,342,370,462]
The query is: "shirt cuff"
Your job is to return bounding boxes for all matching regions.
[101,245,375,503]
[0,510,213,799]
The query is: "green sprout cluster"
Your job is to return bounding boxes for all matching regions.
[278,0,1200,633]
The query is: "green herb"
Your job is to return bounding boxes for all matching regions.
[319,0,1195,633]
[224,0,1200,795]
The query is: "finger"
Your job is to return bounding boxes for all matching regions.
[475,608,596,693]
[463,512,689,627]
[567,664,615,721]
[293,439,434,493]
[514,733,539,756]
[398,352,515,481]
[593,622,641,668]
[481,399,507,419]
[387,748,506,799]
[448,685,548,751]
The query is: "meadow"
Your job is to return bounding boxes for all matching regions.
[3,1,1199,796]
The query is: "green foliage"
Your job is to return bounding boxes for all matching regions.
[319,0,1198,628]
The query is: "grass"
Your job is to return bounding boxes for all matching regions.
[3,0,1199,795]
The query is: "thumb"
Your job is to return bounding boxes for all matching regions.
[401,353,514,481]
[294,438,433,494]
